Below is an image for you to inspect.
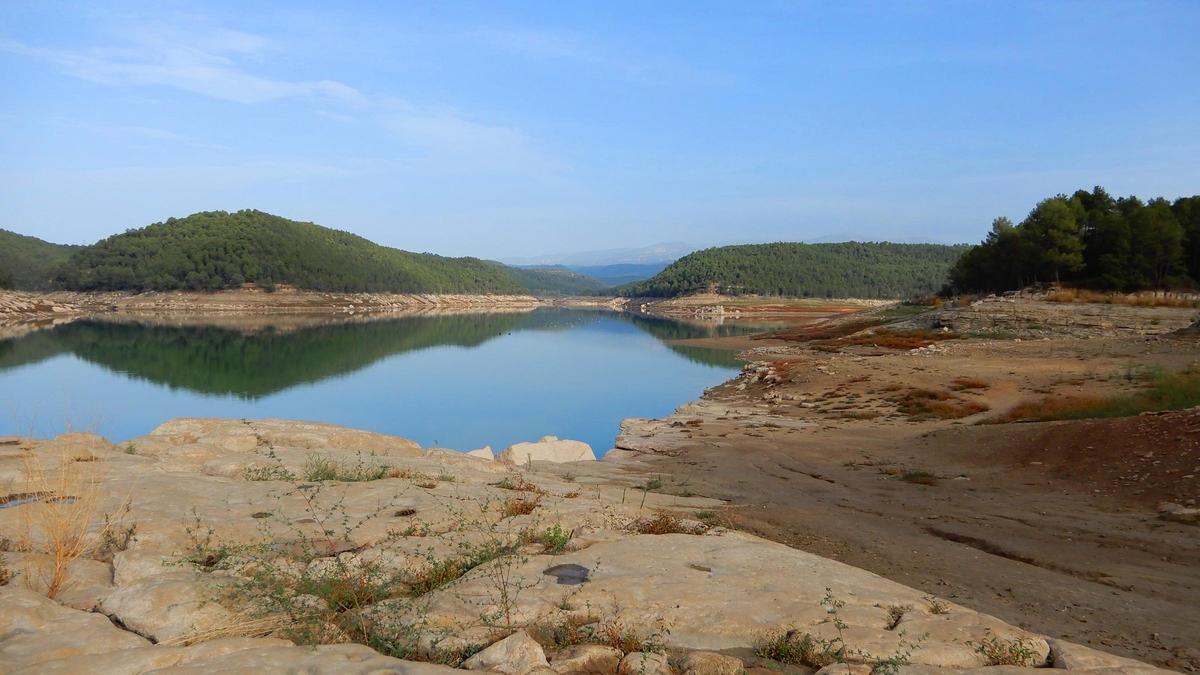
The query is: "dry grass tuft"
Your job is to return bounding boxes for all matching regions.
[891,388,989,420]
[493,475,546,494]
[590,619,666,654]
[994,396,1114,423]
[1045,288,1200,308]
[16,450,115,598]
[500,496,541,518]
[994,367,1200,423]
[630,513,703,535]
[160,613,292,647]
[810,328,959,352]
[950,377,990,391]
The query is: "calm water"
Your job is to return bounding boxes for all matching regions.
[0,309,755,455]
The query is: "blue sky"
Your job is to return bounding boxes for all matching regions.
[2,1,1198,259]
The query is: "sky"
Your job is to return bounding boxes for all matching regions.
[2,1,1198,260]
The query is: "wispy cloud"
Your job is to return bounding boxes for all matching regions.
[1,21,563,176]
[0,28,365,105]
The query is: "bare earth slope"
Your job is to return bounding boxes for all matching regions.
[616,298,1200,671]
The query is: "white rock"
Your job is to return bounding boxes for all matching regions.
[676,650,745,675]
[99,570,233,643]
[0,585,150,669]
[467,446,495,460]
[497,438,595,465]
[462,630,549,674]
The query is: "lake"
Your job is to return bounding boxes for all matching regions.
[0,308,757,455]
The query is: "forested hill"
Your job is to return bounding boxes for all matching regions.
[620,242,967,298]
[0,229,80,290]
[949,187,1200,293]
[53,210,527,294]
[506,266,610,295]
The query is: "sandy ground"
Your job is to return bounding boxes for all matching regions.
[637,327,1200,671]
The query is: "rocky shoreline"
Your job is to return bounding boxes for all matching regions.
[0,418,1169,674]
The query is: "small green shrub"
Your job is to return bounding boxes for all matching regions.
[539,524,571,554]
[755,629,840,667]
[969,634,1041,666]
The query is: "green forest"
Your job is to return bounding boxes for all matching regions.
[950,187,1200,293]
[0,229,80,290]
[621,242,967,298]
[505,266,610,296]
[52,210,526,294]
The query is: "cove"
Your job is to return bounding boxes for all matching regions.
[0,308,756,454]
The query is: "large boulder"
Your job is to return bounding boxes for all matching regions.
[462,630,550,674]
[498,436,595,465]
[0,585,150,669]
[99,570,234,643]
[467,446,495,460]
[1047,639,1175,673]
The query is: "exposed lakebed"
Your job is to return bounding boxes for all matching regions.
[0,308,760,453]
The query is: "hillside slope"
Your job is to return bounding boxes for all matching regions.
[507,266,609,295]
[567,262,669,286]
[621,242,967,298]
[54,210,525,294]
[0,229,81,290]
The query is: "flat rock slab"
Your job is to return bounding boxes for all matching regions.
[0,418,1172,674]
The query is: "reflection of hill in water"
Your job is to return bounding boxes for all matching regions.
[622,313,767,368]
[0,309,744,398]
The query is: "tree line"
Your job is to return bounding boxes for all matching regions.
[50,210,527,294]
[0,228,81,290]
[949,187,1200,293]
[621,242,967,299]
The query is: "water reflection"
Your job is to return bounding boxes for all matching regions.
[0,309,756,451]
[0,309,752,398]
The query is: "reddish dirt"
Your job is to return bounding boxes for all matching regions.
[978,409,1200,508]
[638,331,1200,671]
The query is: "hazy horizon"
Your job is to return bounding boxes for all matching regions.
[3,1,1198,258]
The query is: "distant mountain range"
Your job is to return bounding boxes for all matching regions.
[503,242,695,267]
[560,263,671,287]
